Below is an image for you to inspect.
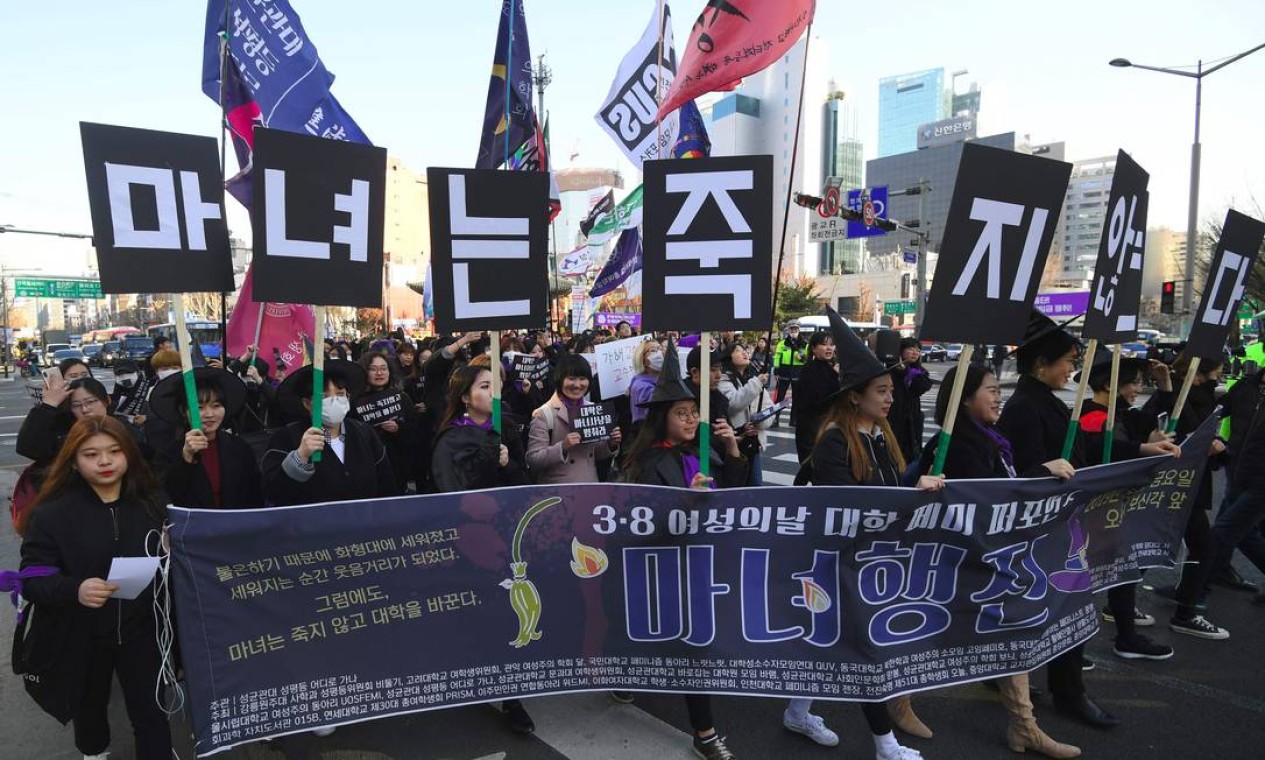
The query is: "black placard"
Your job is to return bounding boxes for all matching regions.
[353,390,406,426]
[511,354,550,383]
[1082,151,1150,343]
[250,128,387,307]
[922,143,1072,344]
[1187,210,1265,359]
[572,401,617,443]
[80,122,233,294]
[641,156,774,331]
[427,168,550,332]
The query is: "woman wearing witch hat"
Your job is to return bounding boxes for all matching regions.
[996,310,1118,729]
[262,360,398,508]
[1075,349,1182,661]
[619,339,746,760]
[788,308,941,759]
[920,362,1081,758]
[148,367,263,509]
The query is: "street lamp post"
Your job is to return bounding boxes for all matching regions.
[1110,43,1265,335]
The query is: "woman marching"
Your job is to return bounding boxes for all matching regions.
[789,308,941,759]
[996,311,1117,729]
[718,340,773,485]
[921,363,1081,758]
[148,367,263,509]
[791,330,839,464]
[18,416,172,758]
[619,340,747,760]
[525,354,621,485]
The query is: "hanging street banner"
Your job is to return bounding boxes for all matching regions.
[586,186,644,247]
[250,128,387,306]
[657,0,817,119]
[641,155,774,332]
[595,4,679,170]
[1187,209,1265,359]
[922,143,1072,345]
[169,415,1214,755]
[427,168,551,332]
[80,122,234,295]
[1082,151,1150,343]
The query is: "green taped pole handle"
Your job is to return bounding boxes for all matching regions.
[1102,429,1115,465]
[699,420,712,479]
[181,369,202,432]
[1060,419,1078,462]
[310,365,323,464]
[930,430,950,476]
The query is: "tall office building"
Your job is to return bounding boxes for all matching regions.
[1057,155,1117,287]
[877,68,945,157]
[707,35,829,278]
[383,156,430,328]
[820,86,865,275]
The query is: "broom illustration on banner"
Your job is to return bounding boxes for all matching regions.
[499,496,561,648]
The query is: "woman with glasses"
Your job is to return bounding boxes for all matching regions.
[357,350,418,492]
[618,341,747,760]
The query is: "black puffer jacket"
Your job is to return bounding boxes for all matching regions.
[430,421,529,493]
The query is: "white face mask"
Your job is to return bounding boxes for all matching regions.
[156,368,179,380]
[116,373,140,388]
[322,395,350,427]
[647,353,664,372]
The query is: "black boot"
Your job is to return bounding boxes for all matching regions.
[1053,694,1120,728]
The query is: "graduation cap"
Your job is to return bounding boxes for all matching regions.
[149,367,247,425]
[277,360,368,418]
[825,306,902,401]
[636,338,697,408]
[1008,308,1084,359]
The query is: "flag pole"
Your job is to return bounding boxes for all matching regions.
[173,295,201,432]
[491,330,503,434]
[217,2,233,365]
[699,331,711,478]
[931,344,974,476]
[1102,345,1121,464]
[757,24,814,415]
[504,0,517,169]
[310,305,325,463]
[1168,356,1201,434]
[1062,338,1098,461]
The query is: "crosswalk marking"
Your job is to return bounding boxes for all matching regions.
[771,453,799,463]
[763,471,795,486]
[529,693,690,759]
[764,429,795,440]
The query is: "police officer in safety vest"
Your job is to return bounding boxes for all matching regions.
[772,323,808,426]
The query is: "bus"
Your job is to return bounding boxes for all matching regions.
[147,321,223,361]
[83,326,142,344]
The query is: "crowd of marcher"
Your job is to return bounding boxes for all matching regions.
[9,309,1265,760]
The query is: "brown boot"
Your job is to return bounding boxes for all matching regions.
[998,674,1081,758]
[886,695,933,739]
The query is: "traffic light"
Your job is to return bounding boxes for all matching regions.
[1161,281,1176,314]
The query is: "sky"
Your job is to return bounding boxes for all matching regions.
[1,0,1262,277]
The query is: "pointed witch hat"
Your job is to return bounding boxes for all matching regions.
[1006,308,1084,358]
[824,306,902,402]
[636,338,697,408]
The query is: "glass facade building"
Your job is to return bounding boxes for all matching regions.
[877,68,945,157]
[820,93,864,275]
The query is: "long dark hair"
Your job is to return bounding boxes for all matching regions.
[816,376,905,483]
[22,416,162,533]
[438,365,490,432]
[935,364,994,426]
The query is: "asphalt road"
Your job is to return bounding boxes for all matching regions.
[2,366,1263,759]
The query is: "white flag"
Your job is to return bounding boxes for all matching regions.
[594,4,679,170]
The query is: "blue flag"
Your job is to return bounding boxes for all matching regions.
[671,100,711,159]
[590,228,643,298]
[476,0,536,170]
[201,0,371,207]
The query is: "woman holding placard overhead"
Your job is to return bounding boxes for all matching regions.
[789,308,941,759]
[17,415,172,759]
[618,340,746,760]
[996,311,1117,730]
[525,354,621,485]
[921,363,1081,758]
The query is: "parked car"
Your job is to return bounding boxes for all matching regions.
[920,344,947,362]
[122,334,155,362]
[43,342,71,365]
[81,343,103,365]
[51,348,86,365]
[945,343,965,361]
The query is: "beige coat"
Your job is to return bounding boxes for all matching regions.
[525,395,617,484]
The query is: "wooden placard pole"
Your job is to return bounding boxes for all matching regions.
[1062,338,1098,461]
[1168,356,1201,435]
[310,305,325,463]
[1102,345,1121,464]
[931,344,974,476]
[699,332,712,478]
[490,330,502,434]
[172,295,201,432]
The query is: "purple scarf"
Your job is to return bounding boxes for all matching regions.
[680,453,716,490]
[2,566,59,623]
[452,415,494,431]
[561,396,585,420]
[974,420,1017,476]
[904,365,928,389]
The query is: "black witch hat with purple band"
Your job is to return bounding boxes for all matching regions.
[824,306,902,402]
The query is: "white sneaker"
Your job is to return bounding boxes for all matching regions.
[782,710,839,746]
[311,726,336,737]
[83,754,110,760]
[877,746,923,760]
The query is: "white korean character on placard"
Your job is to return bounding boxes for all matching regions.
[664,170,754,319]
[952,198,1050,302]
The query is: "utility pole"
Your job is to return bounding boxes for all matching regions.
[884,180,931,331]
[532,53,557,329]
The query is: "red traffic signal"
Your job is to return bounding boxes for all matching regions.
[1161,280,1176,314]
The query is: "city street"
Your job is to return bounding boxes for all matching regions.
[1,366,1263,759]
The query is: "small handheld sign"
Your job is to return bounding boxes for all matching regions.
[354,390,406,426]
[572,402,617,443]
